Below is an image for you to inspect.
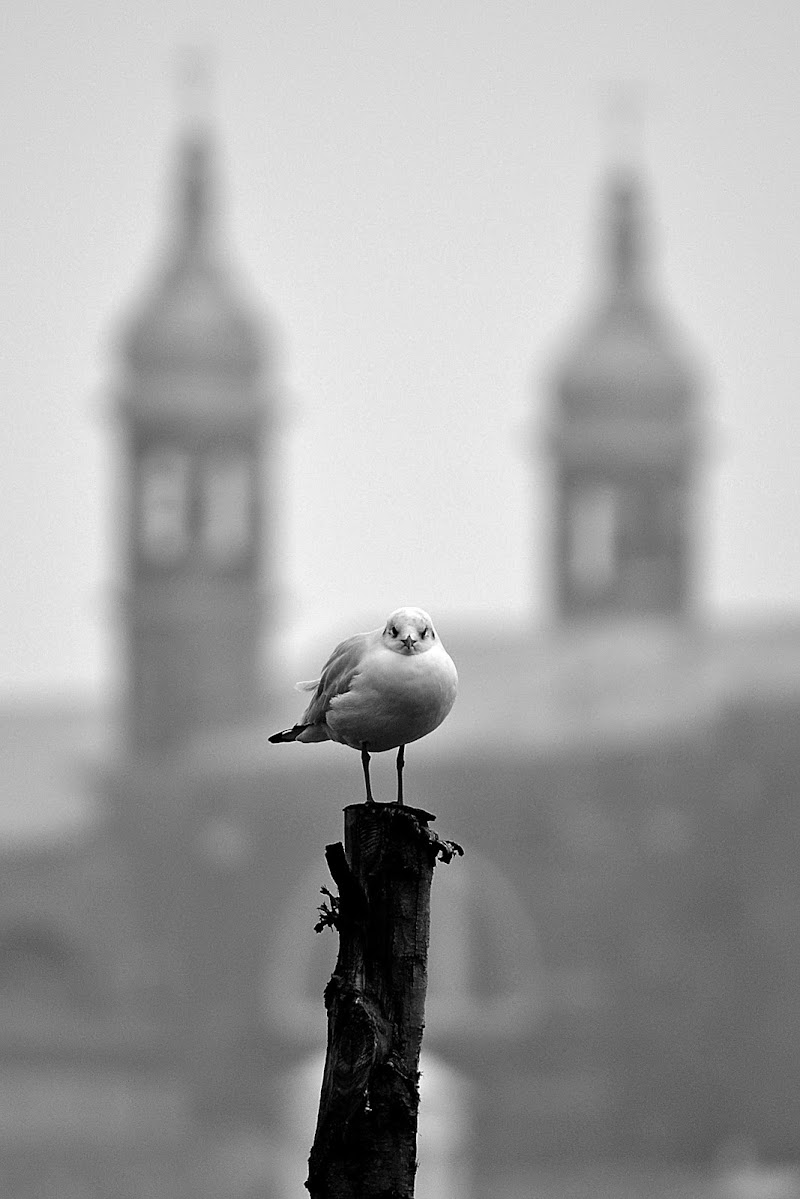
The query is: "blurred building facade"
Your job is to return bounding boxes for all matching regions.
[1,118,800,1198]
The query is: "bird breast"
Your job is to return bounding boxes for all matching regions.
[326,644,457,753]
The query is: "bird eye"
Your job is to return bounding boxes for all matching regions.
[389,625,398,638]
[420,626,428,639]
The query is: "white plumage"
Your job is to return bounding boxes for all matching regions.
[269,606,458,803]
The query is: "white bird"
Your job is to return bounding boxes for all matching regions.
[269,606,458,804]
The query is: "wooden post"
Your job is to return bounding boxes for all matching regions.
[307,801,462,1199]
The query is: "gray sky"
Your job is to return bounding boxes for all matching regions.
[2,0,799,696]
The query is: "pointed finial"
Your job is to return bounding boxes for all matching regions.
[599,82,649,301]
[172,46,217,266]
[603,80,646,175]
[177,43,214,132]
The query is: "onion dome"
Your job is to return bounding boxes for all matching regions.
[122,125,262,379]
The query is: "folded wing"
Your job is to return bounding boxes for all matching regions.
[300,632,371,726]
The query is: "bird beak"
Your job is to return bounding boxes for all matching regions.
[400,634,417,652]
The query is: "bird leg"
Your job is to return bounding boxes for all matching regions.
[396,744,405,805]
[361,743,375,804]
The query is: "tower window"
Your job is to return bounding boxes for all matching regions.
[138,449,189,561]
[567,484,617,593]
[201,455,253,564]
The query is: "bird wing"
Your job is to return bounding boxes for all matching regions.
[300,631,373,727]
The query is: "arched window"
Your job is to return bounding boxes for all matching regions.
[137,448,190,561]
[201,453,253,564]
[567,484,618,595]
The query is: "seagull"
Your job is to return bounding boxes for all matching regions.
[269,606,458,804]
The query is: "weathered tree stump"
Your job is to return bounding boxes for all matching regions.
[307,801,462,1199]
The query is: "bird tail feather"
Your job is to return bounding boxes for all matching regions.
[268,724,309,744]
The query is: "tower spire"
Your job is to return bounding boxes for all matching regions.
[601,82,649,304]
[606,171,646,302]
[117,87,274,752]
[603,80,645,174]
[175,126,214,265]
[178,43,213,132]
[545,101,703,625]
[173,46,216,268]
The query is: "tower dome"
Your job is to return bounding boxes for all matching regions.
[123,125,262,381]
[554,168,698,437]
[544,163,705,623]
[115,117,276,754]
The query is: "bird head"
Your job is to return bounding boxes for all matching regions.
[381,607,438,655]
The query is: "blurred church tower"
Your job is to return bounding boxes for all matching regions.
[116,108,274,754]
[547,160,703,625]
[103,102,282,1074]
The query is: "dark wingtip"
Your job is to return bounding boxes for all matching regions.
[269,725,306,744]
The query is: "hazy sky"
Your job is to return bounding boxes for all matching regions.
[3,0,799,696]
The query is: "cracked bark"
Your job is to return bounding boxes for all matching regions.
[306,801,462,1199]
